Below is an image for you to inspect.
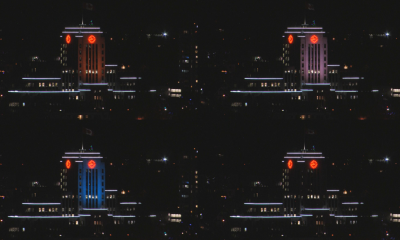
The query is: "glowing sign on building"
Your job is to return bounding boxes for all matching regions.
[288,35,293,44]
[65,160,71,169]
[88,160,96,169]
[88,35,96,44]
[310,35,318,44]
[66,35,71,44]
[310,160,318,169]
[288,159,293,169]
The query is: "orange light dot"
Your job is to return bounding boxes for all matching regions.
[66,35,71,44]
[88,35,96,44]
[88,160,96,169]
[310,160,318,169]
[288,35,293,44]
[310,35,318,44]
[66,159,71,169]
[288,159,293,169]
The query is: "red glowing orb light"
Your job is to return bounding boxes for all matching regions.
[310,35,318,44]
[88,35,96,44]
[310,160,318,169]
[88,160,96,169]
[65,159,71,169]
[288,159,293,169]
[66,35,71,44]
[288,35,294,44]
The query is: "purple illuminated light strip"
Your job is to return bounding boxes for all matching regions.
[284,156,325,159]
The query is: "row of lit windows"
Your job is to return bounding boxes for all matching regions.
[260,208,280,212]
[38,82,58,87]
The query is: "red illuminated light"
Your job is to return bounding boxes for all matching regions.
[288,35,293,44]
[88,35,96,44]
[288,159,293,169]
[66,35,71,44]
[88,160,96,169]
[65,159,71,169]
[310,160,318,169]
[310,35,318,44]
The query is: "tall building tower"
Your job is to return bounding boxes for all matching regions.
[283,26,328,86]
[61,25,106,85]
[61,150,106,209]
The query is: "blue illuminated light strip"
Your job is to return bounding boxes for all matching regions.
[244,203,283,205]
[65,152,101,155]
[330,214,335,216]
[303,83,330,86]
[297,160,305,163]
[301,89,313,91]
[105,64,118,67]
[230,215,301,219]
[284,156,325,159]
[62,156,103,159]
[336,90,358,93]
[342,77,360,80]
[113,90,136,93]
[105,190,118,192]
[22,78,61,80]
[300,214,313,217]
[113,215,136,218]
[285,31,325,34]
[65,27,101,30]
[327,190,340,192]
[9,215,79,219]
[330,89,336,91]
[287,152,322,154]
[120,202,139,205]
[335,215,358,218]
[79,214,91,217]
[75,160,83,163]
[287,27,323,30]
[107,214,113,216]
[75,36,83,38]
[304,208,330,211]
[8,91,70,94]
[120,77,137,79]
[244,78,283,80]
[231,91,293,94]
[328,64,340,67]
[81,83,108,86]
[82,208,108,211]
[62,31,103,34]
[22,203,60,205]
[342,202,360,205]
[79,89,91,91]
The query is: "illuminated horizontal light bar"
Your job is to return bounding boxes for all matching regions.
[78,214,91,217]
[336,90,358,93]
[301,89,313,91]
[231,91,292,94]
[62,31,103,34]
[105,64,118,67]
[298,36,305,38]
[79,89,91,91]
[65,152,101,155]
[371,215,378,217]
[8,91,70,94]
[372,90,379,92]
[342,77,360,80]
[9,215,78,219]
[82,208,108,211]
[149,90,156,92]
[284,156,325,159]
[328,64,340,67]
[330,214,335,216]
[149,215,156,217]
[230,215,301,219]
[81,83,108,86]
[75,36,83,38]
[61,156,103,159]
[120,77,137,79]
[305,208,330,211]
[244,78,283,80]
[300,214,313,217]
[113,215,136,218]
[342,202,359,205]
[120,202,138,205]
[107,214,113,216]
[303,83,330,86]
[60,160,63,162]
[335,215,358,218]
[297,160,305,163]
[22,203,60,205]
[287,152,322,154]
[284,31,325,34]
[65,27,101,30]
[22,78,61,80]
[330,89,336,91]
[105,190,118,192]
[244,203,283,205]
[113,90,136,93]
[327,190,340,192]
[287,27,323,30]
[75,161,83,163]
